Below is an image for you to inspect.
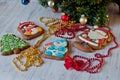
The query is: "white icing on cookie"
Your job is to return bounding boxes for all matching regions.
[31,28,38,34]
[53,41,67,47]
[88,29,108,39]
[82,34,87,37]
[78,36,98,46]
[44,39,68,58]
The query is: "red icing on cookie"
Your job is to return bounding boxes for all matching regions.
[44,42,53,48]
[80,28,109,46]
[18,21,43,36]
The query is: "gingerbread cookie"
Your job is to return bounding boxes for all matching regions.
[42,39,69,60]
[18,21,44,40]
[73,27,112,52]
[0,34,30,55]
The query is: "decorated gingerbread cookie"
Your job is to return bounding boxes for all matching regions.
[18,21,44,40]
[42,39,69,60]
[73,27,112,52]
[0,34,30,55]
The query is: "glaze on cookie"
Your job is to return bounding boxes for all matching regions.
[73,27,112,52]
[18,21,44,40]
[0,34,30,55]
[42,39,69,60]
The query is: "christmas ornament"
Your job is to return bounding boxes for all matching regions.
[79,14,88,25]
[48,0,55,7]
[52,8,58,13]
[52,7,62,13]
[61,13,69,21]
[93,25,99,29]
[21,0,30,5]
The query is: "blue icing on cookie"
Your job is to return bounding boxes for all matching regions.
[54,53,64,58]
[47,46,55,50]
[53,38,67,47]
[58,47,67,52]
[45,51,52,56]
[44,38,68,58]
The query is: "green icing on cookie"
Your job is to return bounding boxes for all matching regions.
[1,45,12,54]
[0,34,30,54]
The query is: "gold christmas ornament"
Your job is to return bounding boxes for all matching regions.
[48,0,55,7]
[79,14,88,25]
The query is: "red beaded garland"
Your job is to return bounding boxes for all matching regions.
[64,26,119,73]
[64,55,104,73]
[55,27,75,39]
[54,23,89,39]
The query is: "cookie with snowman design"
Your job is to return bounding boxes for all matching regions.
[42,39,69,60]
[17,21,44,40]
[73,26,112,52]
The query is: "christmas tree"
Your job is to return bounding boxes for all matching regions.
[38,0,115,26]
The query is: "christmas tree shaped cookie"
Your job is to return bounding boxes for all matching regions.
[0,34,30,55]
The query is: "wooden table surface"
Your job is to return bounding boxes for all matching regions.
[0,0,120,80]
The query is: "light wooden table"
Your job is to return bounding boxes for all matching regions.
[0,1,120,80]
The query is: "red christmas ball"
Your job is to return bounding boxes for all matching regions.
[61,13,69,21]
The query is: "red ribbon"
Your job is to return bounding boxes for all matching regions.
[64,56,87,71]
[64,55,104,73]
[64,26,119,74]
